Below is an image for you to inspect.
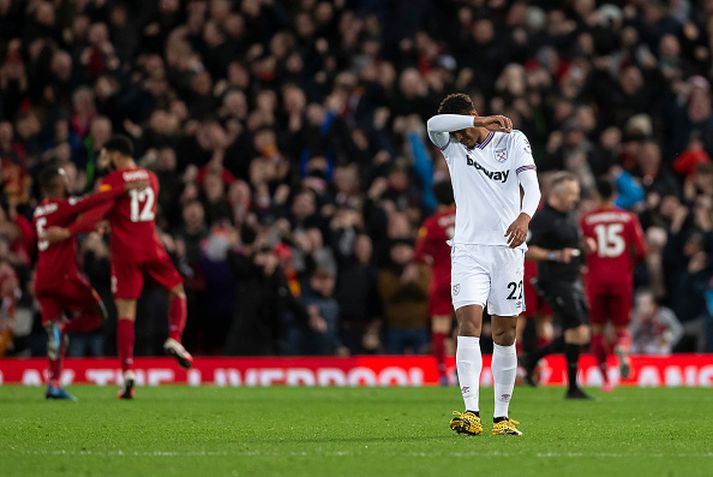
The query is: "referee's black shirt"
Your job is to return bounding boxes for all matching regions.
[528,204,582,283]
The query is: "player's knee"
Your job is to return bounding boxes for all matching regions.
[456,319,481,337]
[432,316,451,334]
[115,299,137,320]
[455,305,482,337]
[492,327,516,346]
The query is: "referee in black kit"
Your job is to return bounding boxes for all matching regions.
[523,172,594,399]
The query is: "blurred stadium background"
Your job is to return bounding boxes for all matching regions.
[4,1,713,476]
[1,0,713,381]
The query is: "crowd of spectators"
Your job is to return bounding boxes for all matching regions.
[1,0,713,357]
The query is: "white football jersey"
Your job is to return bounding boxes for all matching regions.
[430,129,536,248]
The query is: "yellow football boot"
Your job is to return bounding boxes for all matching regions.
[491,418,522,436]
[449,411,483,436]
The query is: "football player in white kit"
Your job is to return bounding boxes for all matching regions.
[427,93,541,436]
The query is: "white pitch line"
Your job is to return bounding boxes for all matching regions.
[10,450,228,457]
[9,450,713,459]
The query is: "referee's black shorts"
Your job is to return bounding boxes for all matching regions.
[538,280,589,330]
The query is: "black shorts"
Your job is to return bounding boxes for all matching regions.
[538,280,589,330]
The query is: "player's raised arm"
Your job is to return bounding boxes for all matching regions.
[426,114,513,149]
[65,179,148,218]
[42,202,111,244]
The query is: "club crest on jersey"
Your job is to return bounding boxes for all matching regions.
[494,148,508,163]
[466,155,510,183]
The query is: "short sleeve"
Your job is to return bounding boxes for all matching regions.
[511,130,536,175]
[97,173,118,193]
[428,129,451,151]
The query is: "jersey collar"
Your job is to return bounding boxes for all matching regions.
[477,131,494,149]
[465,131,495,150]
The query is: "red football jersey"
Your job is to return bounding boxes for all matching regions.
[580,207,646,285]
[414,207,455,315]
[69,168,168,263]
[33,190,121,292]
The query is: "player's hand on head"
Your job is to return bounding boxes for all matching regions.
[504,213,530,248]
[477,115,513,133]
[43,226,71,244]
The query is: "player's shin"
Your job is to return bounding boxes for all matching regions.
[455,336,482,413]
[591,334,609,384]
[492,342,517,419]
[614,329,632,352]
[46,321,64,387]
[614,328,632,379]
[117,318,135,372]
[564,343,582,392]
[168,294,187,342]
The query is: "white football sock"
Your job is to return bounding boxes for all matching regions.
[456,336,482,412]
[492,342,517,419]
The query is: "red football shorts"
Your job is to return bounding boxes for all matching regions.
[523,265,551,318]
[36,277,101,326]
[586,281,633,327]
[430,282,453,316]
[112,256,183,300]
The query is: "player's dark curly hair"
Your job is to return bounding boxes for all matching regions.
[39,164,62,193]
[437,93,476,115]
[595,176,615,200]
[104,135,134,157]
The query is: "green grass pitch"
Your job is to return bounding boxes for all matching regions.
[2,385,712,476]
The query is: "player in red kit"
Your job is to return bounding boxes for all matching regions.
[412,181,456,384]
[34,166,144,400]
[45,136,192,399]
[580,177,646,391]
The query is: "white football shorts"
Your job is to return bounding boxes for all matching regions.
[450,243,526,317]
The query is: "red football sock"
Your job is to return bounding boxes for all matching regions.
[168,295,187,342]
[48,353,62,387]
[615,329,632,353]
[591,334,609,383]
[63,313,102,334]
[47,323,65,387]
[432,332,446,373]
[117,319,135,373]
